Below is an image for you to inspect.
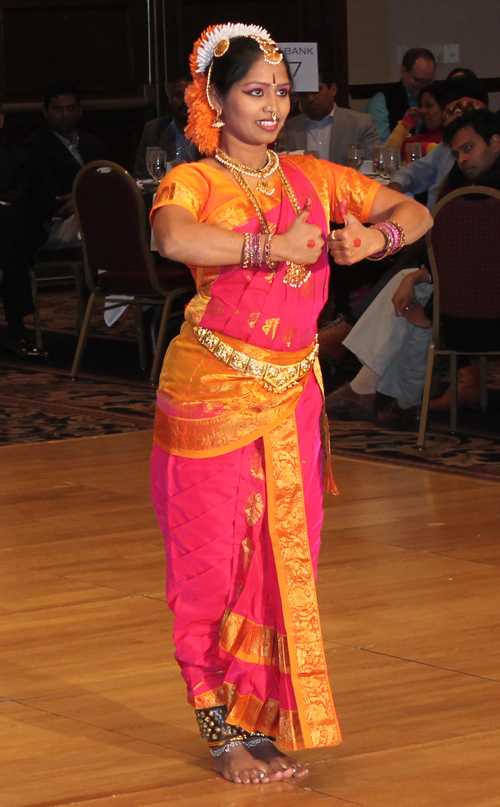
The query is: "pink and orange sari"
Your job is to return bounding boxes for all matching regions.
[150,155,379,750]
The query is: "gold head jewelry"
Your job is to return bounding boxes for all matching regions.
[186,23,283,155]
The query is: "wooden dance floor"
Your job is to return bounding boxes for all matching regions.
[2,430,500,807]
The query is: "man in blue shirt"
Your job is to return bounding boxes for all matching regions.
[365,48,436,142]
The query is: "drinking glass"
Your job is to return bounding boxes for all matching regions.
[383,147,401,177]
[372,146,385,175]
[147,149,167,182]
[348,143,364,170]
[405,142,422,163]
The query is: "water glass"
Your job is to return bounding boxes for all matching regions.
[383,147,401,177]
[147,148,167,182]
[348,143,364,170]
[372,146,385,175]
[405,142,422,163]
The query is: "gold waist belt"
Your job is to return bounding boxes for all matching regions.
[193,326,318,394]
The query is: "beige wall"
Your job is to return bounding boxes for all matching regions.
[347,0,390,84]
[348,0,500,110]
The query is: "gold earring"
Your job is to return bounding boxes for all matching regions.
[212,110,225,129]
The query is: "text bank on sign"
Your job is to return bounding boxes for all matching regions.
[278,43,319,92]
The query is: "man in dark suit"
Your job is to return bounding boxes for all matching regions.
[0,104,47,356]
[365,48,436,142]
[25,79,105,249]
[134,76,200,178]
[279,70,380,166]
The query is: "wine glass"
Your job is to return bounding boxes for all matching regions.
[372,146,385,176]
[405,142,422,163]
[147,149,167,182]
[348,143,364,170]
[383,147,401,177]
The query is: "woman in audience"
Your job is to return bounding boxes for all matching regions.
[149,22,432,785]
[385,82,444,160]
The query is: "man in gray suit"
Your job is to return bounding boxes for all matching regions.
[280,71,380,166]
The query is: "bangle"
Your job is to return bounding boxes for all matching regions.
[367,220,406,260]
[242,233,251,268]
[264,234,274,267]
[242,233,264,268]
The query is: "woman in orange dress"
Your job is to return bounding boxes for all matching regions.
[150,23,432,785]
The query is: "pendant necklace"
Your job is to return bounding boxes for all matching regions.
[217,151,311,287]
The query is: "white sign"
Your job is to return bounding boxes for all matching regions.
[278,43,318,92]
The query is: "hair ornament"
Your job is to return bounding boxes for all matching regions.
[194,23,280,73]
[185,22,283,155]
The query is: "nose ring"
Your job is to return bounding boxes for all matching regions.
[270,112,277,122]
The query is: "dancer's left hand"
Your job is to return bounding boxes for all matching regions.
[328,200,385,265]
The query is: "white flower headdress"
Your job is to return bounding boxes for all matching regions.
[194,23,281,73]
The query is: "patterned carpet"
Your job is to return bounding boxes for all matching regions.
[0,364,155,444]
[1,288,500,481]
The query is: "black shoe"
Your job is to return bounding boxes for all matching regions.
[4,338,48,359]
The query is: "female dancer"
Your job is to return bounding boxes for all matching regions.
[150,23,432,785]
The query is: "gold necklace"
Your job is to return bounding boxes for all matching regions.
[215,148,279,195]
[224,160,311,288]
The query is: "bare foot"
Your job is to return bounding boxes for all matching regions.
[211,742,281,784]
[402,299,432,329]
[247,738,309,779]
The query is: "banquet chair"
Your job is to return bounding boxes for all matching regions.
[417,186,500,448]
[70,160,195,383]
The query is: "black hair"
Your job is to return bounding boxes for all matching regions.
[443,108,500,145]
[446,67,478,81]
[44,79,81,108]
[210,36,292,97]
[318,69,335,88]
[440,76,489,109]
[418,81,444,107]
[402,48,435,71]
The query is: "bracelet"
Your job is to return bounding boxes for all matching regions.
[264,233,274,267]
[367,220,406,261]
[242,233,264,268]
[242,233,251,268]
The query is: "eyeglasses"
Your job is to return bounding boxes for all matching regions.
[408,72,433,87]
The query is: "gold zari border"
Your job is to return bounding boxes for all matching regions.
[219,612,291,673]
[264,414,342,749]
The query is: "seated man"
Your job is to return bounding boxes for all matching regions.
[387,76,488,210]
[134,76,200,178]
[0,103,47,357]
[365,48,435,142]
[320,75,491,362]
[280,70,380,166]
[325,266,433,426]
[325,108,500,424]
[25,78,105,250]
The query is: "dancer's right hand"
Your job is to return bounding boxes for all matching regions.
[274,199,324,265]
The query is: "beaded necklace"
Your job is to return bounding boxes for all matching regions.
[215,148,279,195]
[220,156,311,288]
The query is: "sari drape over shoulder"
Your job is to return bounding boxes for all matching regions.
[150,155,380,749]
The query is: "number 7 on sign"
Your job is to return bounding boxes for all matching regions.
[288,61,302,78]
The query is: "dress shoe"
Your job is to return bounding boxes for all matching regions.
[429,363,480,411]
[377,400,419,428]
[4,338,48,359]
[318,315,352,361]
[325,382,377,421]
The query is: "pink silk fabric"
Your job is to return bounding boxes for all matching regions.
[150,371,323,717]
[196,157,330,352]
